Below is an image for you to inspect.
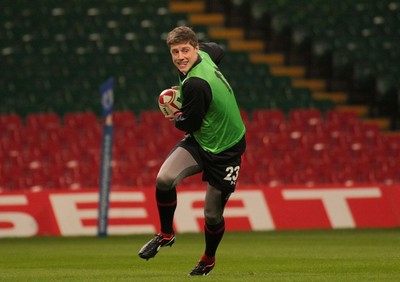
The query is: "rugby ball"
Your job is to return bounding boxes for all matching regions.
[158,88,182,116]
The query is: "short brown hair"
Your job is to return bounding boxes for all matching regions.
[166,26,199,49]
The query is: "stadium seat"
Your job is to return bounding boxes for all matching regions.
[299,132,329,150]
[0,114,23,131]
[256,132,291,153]
[288,108,323,132]
[326,109,359,123]
[253,169,285,187]
[139,110,162,126]
[251,109,286,132]
[289,169,321,186]
[361,123,382,145]
[383,134,400,154]
[112,110,136,127]
[289,108,322,120]
[64,112,100,128]
[286,146,311,165]
[25,112,61,129]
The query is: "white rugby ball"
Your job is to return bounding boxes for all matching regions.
[158,88,182,116]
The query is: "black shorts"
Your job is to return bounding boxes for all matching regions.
[177,134,246,193]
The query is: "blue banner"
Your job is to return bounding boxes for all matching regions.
[100,78,114,117]
[98,78,114,237]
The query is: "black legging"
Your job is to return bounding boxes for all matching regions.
[156,146,230,225]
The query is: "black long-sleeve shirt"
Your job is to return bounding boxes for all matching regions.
[174,42,224,133]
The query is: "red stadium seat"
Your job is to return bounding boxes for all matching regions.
[300,132,329,149]
[111,159,141,186]
[383,134,400,157]
[324,167,359,186]
[367,166,398,185]
[244,146,274,168]
[0,114,23,131]
[289,169,322,186]
[240,109,250,126]
[64,112,99,128]
[288,109,323,132]
[139,110,162,126]
[253,167,287,187]
[251,109,286,132]
[252,109,285,123]
[283,121,306,147]
[326,109,359,123]
[113,111,136,128]
[287,147,312,164]
[0,135,23,153]
[25,112,61,130]
[362,123,381,137]
[289,108,322,121]
[256,132,291,153]
[325,109,362,132]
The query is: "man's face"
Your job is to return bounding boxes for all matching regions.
[169,42,199,74]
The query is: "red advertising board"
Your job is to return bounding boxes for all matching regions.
[1,185,400,237]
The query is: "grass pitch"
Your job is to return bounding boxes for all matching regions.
[1,229,399,281]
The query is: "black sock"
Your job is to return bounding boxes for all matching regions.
[204,219,225,258]
[156,188,177,235]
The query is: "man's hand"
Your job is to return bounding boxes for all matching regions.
[165,103,178,121]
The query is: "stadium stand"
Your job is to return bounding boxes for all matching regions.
[217,0,400,129]
[1,0,399,192]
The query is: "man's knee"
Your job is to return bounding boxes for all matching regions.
[156,171,175,191]
[204,207,223,225]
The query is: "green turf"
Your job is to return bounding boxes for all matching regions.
[1,229,399,281]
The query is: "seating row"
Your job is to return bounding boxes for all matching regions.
[1,110,399,192]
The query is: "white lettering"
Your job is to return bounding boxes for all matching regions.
[108,192,156,235]
[282,188,381,228]
[50,192,155,236]
[0,196,38,237]
[175,191,274,232]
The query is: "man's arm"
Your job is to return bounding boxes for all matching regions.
[172,77,212,133]
[200,42,224,65]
